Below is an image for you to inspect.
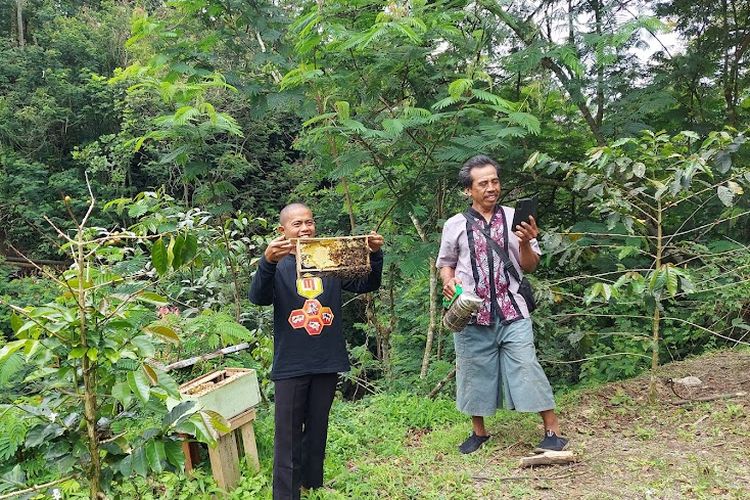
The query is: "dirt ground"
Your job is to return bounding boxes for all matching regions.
[471,350,750,499]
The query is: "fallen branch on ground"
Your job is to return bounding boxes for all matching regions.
[670,391,748,406]
[428,366,456,399]
[519,451,576,468]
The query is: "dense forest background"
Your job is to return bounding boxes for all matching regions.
[1,0,750,497]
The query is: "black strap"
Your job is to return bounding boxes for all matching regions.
[463,210,522,283]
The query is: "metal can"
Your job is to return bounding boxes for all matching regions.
[442,287,483,332]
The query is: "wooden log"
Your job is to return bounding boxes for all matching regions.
[519,451,576,468]
[165,343,252,371]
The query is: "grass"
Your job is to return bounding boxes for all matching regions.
[94,349,750,499]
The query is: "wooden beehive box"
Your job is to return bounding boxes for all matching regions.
[295,235,371,279]
[179,368,261,420]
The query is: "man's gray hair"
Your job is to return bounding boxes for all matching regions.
[458,155,501,188]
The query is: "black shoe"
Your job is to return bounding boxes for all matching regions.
[533,430,569,453]
[458,432,490,454]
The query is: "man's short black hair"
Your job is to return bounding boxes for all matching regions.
[458,155,501,188]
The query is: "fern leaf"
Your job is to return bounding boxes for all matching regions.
[0,353,25,386]
[448,78,474,99]
[215,321,254,346]
[0,407,28,461]
[507,112,541,135]
[432,96,460,111]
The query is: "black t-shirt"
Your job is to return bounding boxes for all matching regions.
[248,250,383,381]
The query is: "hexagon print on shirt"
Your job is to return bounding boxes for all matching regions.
[289,278,335,336]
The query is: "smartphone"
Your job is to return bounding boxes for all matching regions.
[512,197,538,231]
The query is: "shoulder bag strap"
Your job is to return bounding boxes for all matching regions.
[463,210,522,283]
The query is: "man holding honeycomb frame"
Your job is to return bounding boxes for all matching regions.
[249,203,384,500]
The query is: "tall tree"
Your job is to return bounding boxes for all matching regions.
[14,0,24,47]
[657,0,750,127]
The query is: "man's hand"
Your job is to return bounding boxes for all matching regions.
[442,276,462,301]
[264,235,294,263]
[514,215,539,245]
[367,231,385,253]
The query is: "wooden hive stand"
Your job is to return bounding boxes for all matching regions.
[182,407,260,491]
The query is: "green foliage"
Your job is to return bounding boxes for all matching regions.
[0,194,261,497]
[0,407,28,462]
[182,310,256,350]
[529,130,750,384]
[2,0,750,492]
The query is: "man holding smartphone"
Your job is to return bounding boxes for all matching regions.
[437,155,567,454]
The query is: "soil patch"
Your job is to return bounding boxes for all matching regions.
[455,350,750,498]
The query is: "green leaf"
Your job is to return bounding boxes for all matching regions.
[204,410,230,434]
[182,234,198,265]
[448,78,473,99]
[131,336,156,358]
[340,119,367,133]
[432,95,459,110]
[382,119,404,136]
[302,112,336,128]
[157,370,181,399]
[470,89,514,111]
[15,321,38,337]
[507,112,541,135]
[118,454,133,477]
[584,282,603,305]
[717,185,734,206]
[167,237,176,270]
[164,440,185,468]
[112,381,132,407]
[0,340,27,363]
[163,401,197,428]
[143,364,158,385]
[334,101,350,121]
[146,441,165,474]
[9,313,23,334]
[188,415,218,447]
[664,266,678,296]
[132,446,148,477]
[137,292,169,306]
[127,369,150,403]
[171,235,185,269]
[151,239,168,275]
[144,324,180,344]
[86,348,98,361]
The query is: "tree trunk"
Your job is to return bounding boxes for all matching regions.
[649,200,663,403]
[410,213,437,379]
[480,0,606,145]
[720,0,738,126]
[593,0,604,128]
[420,256,438,379]
[220,220,242,322]
[77,226,101,498]
[15,0,24,47]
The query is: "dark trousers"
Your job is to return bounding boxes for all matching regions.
[273,373,338,500]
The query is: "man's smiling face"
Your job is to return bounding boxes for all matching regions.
[467,164,501,212]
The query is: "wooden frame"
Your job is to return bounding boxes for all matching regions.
[293,235,371,280]
[182,408,260,491]
[179,368,261,420]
